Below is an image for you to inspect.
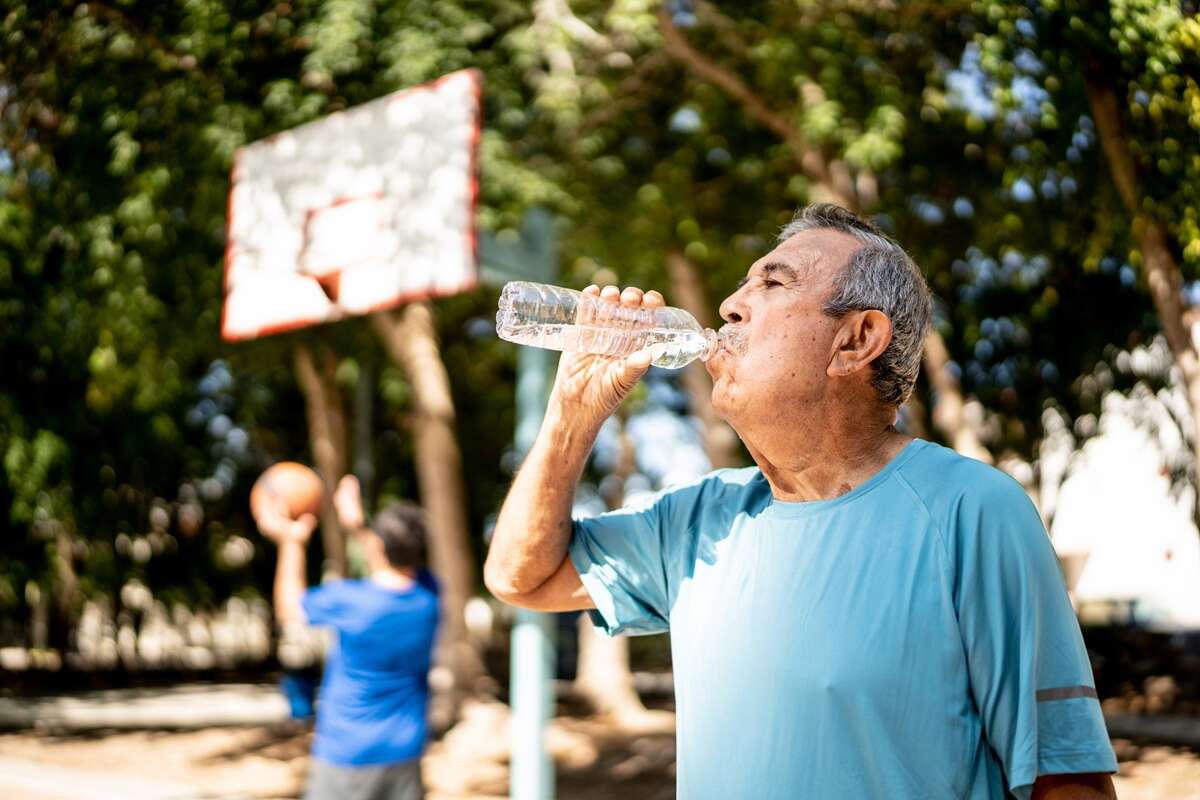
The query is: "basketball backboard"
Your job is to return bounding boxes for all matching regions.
[222,69,482,341]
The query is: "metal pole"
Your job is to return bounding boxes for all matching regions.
[511,344,556,800]
[479,209,559,800]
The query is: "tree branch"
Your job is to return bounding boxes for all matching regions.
[577,51,671,135]
[665,250,742,468]
[656,9,856,208]
[1084,67,1194,365]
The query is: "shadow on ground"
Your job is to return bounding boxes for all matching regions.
[1,704,1198,799]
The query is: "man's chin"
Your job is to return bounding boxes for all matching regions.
[709,381,735,420]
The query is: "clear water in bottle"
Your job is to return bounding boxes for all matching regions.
[495,281,747,369]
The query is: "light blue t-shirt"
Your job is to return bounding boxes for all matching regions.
[302,572,439,767]
[569,439,1116,799]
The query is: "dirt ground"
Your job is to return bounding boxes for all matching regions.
[0,701,1197,799]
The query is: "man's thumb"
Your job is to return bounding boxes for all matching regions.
[617,350,653,390]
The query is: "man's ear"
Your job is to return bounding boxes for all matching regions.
[827,310,893,378]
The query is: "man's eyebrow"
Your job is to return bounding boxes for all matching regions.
[761,261,800,281]
[737,261,801,289]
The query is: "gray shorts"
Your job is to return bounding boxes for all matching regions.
[303,757,424,800]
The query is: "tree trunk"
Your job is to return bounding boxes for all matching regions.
[574,411,648,719]
[30,583,49,651]
[293,344,349,578]
[1085,70,1200,523]
[655,11,990,460]
[575,616,643,717]
[922,329,993,464]
[371,304,484,711]
[353,363,376,501]
[901,376,932,441]
[50,522,77,654]
[665,250,741,468]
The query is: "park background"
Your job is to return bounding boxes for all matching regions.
[3,0,1200,797]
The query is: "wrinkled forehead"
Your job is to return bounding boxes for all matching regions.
[749,228,862,283]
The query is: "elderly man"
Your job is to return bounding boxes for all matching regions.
[485,204,1117,799]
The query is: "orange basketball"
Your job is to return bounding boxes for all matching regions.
[251,462,324,521]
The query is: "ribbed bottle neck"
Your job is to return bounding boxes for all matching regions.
[700,328,720,362]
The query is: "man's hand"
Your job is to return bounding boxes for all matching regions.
[547,284,663,433]
[334,475,365,532]
[254,493,317,546]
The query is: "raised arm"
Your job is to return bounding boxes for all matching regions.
[484,284,661,611]
[253,494,318,627]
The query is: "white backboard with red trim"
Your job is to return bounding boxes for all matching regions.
[222,69,482,341]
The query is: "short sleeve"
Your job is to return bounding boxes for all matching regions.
[952,475,1117,797]
[569,493,672,637]
[302,581,349,628]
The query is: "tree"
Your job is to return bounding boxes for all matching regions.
[293,344,350,578]
[373,305,486,709]
[505,0,1187,485]
[5,0,1196,682]
[969,0,1200,515]
[0,1,573,660]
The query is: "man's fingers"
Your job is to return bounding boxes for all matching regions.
[589,283,661,309]
[262,494,291,524]
[277,513,318,544]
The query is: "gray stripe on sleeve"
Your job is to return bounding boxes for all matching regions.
[1036,685,1099,702]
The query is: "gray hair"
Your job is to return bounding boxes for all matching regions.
[779,204,932,406]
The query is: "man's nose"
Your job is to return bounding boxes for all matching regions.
[719,291,746,324]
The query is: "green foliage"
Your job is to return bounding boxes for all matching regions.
[4,430,68,525]
[0,0,559,631]
[3,0,1199,647]
[530,0,1196,454]
[962,0,1200,426]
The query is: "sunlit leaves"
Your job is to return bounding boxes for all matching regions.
[300,0,375,86]
[4,430,69,526]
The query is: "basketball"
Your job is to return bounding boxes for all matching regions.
[251,462,324,522]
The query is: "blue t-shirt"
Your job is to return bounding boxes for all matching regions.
[302,572,439,767]
[569,439,1116,799]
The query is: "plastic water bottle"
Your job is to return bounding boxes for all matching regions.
[495,281,747,369]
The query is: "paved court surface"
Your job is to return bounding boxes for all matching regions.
[0,686,1197,799]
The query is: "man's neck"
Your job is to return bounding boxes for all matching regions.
[368,564,418,589]
[742,403,912,503]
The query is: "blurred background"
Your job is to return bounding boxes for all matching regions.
[2,1,1200,798]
